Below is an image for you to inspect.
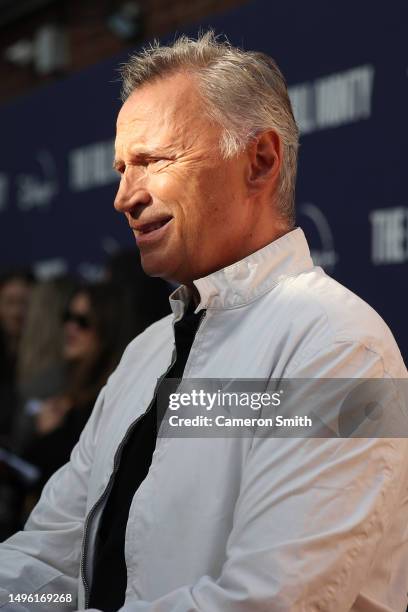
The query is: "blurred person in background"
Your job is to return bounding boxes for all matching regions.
[0,270,34,540]
[1,276,77,540]
[0,270,34,446]
[14,276,77,451]
[20,283,128,493]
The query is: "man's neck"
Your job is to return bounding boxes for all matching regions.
[182,226,291,307]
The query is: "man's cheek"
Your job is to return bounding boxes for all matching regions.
[152,171,183,198]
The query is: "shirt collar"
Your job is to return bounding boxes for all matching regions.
[169,227,313,315]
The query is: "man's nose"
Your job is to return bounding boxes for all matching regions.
[114,185,152,215]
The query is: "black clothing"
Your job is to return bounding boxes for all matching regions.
[0,330,17,447]
[23,400,94,490]
[89,302,203,612]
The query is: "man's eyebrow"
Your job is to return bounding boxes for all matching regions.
[113,146,176,169]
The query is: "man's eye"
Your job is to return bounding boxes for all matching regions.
[146,158,163,166]
[117,158,167,173]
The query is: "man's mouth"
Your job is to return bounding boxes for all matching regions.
[132,215,174,245]
[137,216,173,234]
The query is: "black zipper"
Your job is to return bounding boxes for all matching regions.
[80,307,207,608]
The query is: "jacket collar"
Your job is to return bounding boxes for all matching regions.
[169,227,314,315]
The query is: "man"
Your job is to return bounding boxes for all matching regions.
[1,32,408,612]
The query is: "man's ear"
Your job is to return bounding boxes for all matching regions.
[246,130,282,192]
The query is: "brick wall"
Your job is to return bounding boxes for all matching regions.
[0,0,248,105]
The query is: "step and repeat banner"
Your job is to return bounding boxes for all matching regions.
[1,0,407,354]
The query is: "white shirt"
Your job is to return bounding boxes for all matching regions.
[1,228,407,612]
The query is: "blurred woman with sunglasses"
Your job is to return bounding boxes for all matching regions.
[20,283,131,496]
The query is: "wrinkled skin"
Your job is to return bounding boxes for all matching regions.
[114,71,284,285]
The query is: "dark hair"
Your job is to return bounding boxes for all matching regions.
[0,269,34,292]
[0,268,35,383]
[106,248,171,337]
[65,282,128,408]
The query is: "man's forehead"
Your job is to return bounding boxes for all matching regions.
[117,72,201,124]
[115,95,172,153]
[115,103,179,156]
[115,73,214,156]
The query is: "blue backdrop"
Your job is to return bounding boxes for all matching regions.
[1,0,407,355]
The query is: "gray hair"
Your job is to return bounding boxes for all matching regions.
[119,31,299,225]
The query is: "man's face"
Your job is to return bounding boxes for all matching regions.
[114,72,254,284]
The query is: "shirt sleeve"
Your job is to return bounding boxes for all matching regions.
[0,386,106,612]
[88,341,408,612]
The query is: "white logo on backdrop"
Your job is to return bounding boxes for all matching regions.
[77,262,105,282]
[69,139,119,192]
[370,207,408,264]
[289,65,374,134]
[34,258,68,280]
[299,203,338,273]
[16,150,58,210]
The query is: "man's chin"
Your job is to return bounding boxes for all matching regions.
[139,254,173,281]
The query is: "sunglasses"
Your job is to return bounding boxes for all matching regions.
[62,310,92,330]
